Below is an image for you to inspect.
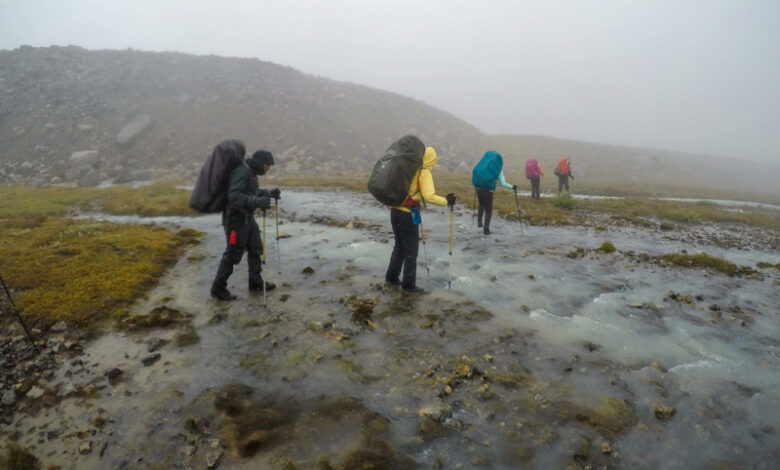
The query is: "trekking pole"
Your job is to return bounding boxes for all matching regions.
[0,272,41,355]
[261,209,267,308]
[514,187,524,235]
[274,197,281,275]
[448,203,454,289]
[419,219,431,279]
[261,209,267,265]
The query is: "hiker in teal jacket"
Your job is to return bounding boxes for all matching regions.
[472,150,516,235]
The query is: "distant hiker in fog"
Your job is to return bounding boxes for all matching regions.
[385,146,454,294]
[554,157,574,193]
[210,147,280,301]
[472,150,516,235]
[525,158,543,200]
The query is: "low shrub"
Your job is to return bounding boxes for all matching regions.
[551,191,578,209]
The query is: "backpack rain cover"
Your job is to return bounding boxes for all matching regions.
[472,150,504,191]
[525,158,541,179]
[367,135,425,206]
[189,139,246,213]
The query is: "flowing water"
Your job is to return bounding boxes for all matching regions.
[5,189,779,469]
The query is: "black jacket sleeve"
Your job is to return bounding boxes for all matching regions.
[227,165,255,211]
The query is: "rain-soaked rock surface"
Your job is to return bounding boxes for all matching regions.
[1,189,778,469]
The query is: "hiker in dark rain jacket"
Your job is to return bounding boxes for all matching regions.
[211,147,280,301]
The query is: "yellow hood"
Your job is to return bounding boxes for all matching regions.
[423,147,437,170]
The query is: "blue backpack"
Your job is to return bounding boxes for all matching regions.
[471,151,504,191]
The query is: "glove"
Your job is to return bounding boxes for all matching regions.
[269,188,281,200]
[446,193,456,206]
[252,196,271,210]
[512,185,518,191]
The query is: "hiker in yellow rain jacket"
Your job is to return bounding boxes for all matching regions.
[385,147,456,294]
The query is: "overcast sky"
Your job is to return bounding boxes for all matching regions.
[1,0,779,163]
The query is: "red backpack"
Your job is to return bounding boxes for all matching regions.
[525,159,541,179]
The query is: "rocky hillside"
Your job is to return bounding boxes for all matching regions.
[1,46,776,203]
[0,46,482,186]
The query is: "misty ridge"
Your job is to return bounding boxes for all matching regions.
[0,45,777,202]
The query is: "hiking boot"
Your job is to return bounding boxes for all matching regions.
[477,222,483,228]
[249,280,276,292]
[384,277,401,287]
[483,229,491,235]
[211,288,237,301]
[402,286,424,294]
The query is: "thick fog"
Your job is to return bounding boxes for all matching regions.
[1,0,779,164]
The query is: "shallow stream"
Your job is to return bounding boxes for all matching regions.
[5,189,779,469]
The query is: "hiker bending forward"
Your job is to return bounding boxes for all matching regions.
[385,147,455,294]
[555,157,574,193]
[211,148,280,301]
[472,150,516,235]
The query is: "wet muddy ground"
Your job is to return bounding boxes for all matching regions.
[1,189,778,469]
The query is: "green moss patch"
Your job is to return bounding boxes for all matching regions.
[1,442,40,470]
[120,306,193,331]
[557,397,638,437]
[655,253,739,276]
[0,218,201,327]
[597,241,616,253]
[0,181,193,218]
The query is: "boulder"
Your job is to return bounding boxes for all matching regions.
[65,165,91,182]
[77,168,100,187]
[116,114,152,147]
[70,150,99,168]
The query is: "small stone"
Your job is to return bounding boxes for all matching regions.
[302,266,315,275]
[601,442,612,454]
[26,386,45,399]
[2,389,17,406]
[653,403,676,421]
[630,302,644,308]
[483,354,494,362]
[105,368,123,384]
[206,450,223,469]
[79,440,92,455]
[147,338,168,353]
[186,416,211,435]
[142,353,161,367]
[50,320,68,332]
[417,399,452,422]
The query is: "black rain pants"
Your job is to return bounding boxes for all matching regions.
[385,208,419,289]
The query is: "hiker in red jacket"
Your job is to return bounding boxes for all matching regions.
[525,158,543,199]
[554,157,574,193]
